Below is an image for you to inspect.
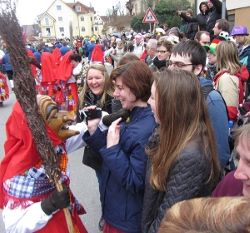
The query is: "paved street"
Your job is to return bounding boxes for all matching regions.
[0,92,101,233]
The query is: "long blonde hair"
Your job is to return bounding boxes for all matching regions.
[78,63,113,109]
[216,41,242,75]
[147,69,220,191]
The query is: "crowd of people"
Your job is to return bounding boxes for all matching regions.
[1,0,250,232]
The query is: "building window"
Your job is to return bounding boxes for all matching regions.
[80,16,84,21]
[90,17,93,21]
[56,5,62,10]
[58,16,63,21]
[81,26,85,32]
[59,27,64,32]
[91,27,94,32]
[75,5,81,12]
[45,17,49,26]
[95,26,98,31]
[46,28,51,36]
[228,13,235,31]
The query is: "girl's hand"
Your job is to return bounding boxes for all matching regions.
[83,106,101,135]
[107,117,122,148]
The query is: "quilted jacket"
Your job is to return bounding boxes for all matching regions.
[141,138,219,233]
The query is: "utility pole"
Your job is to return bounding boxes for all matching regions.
[222,0,226,19]
[194,0,198,16]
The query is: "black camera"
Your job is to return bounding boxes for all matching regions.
[79,107,102,121]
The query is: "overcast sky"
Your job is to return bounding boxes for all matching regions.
[16,0,127,25]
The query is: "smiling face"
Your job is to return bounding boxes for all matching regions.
[113,76,137,110]
[87,68,105,95]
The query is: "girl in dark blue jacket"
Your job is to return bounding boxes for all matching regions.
[84,60,156,233]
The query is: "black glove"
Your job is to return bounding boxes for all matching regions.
[41,188,70,215]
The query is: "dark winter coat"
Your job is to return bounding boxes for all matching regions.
[207,0,227,36]
[83,106,156,233]
[141,136,218,233]
[180,12,207,32]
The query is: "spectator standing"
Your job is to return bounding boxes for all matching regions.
[83,61,156,233]
[207,0,227,37]
[144,39,158,66]
[133,34,145,58]
[178,2,209,32]
[142,69,220,233]
[194,31,211,46]
[231,26,250,99]
[168,40,230,169]
[150,40,173,71]
[2,51,13,88]
[213,18,230,38]
[214,41,249,121]
[179,9,198,39]
[109,38,126,68]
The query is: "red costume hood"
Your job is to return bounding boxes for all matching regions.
[52,47,62,66]
[41,52,57,83]
[91,44,104,64]
[0,102,62,208]
[56,50,73,81]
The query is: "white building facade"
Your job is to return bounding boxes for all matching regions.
[38,0,103,41]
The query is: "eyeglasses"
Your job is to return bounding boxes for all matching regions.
[169,60,193,68]
[157,50,167,54]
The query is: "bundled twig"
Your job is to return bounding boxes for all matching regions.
[0,2,74,232]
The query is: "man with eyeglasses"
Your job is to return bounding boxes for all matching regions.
[168,40,230,171]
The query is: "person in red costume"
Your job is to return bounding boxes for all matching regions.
[55,50,79,112]
[0,71,9,106]
[0,95,88,232]
[91,39,104,64]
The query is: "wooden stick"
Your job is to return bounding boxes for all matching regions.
[0,4,75,232]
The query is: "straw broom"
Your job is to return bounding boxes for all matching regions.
[0,3,75,232]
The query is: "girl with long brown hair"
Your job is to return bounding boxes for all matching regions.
[142,69,220,233]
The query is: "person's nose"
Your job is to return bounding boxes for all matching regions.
[113,88,119,98]
[234,160,249,181]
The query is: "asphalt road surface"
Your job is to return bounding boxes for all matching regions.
[0,92,101,232]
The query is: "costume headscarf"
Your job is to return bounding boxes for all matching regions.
[56,50,73,81]
[91,44,104,64]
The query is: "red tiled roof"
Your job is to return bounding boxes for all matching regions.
[66,1,95,14]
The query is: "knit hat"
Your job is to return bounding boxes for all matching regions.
[204,38,222,55]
